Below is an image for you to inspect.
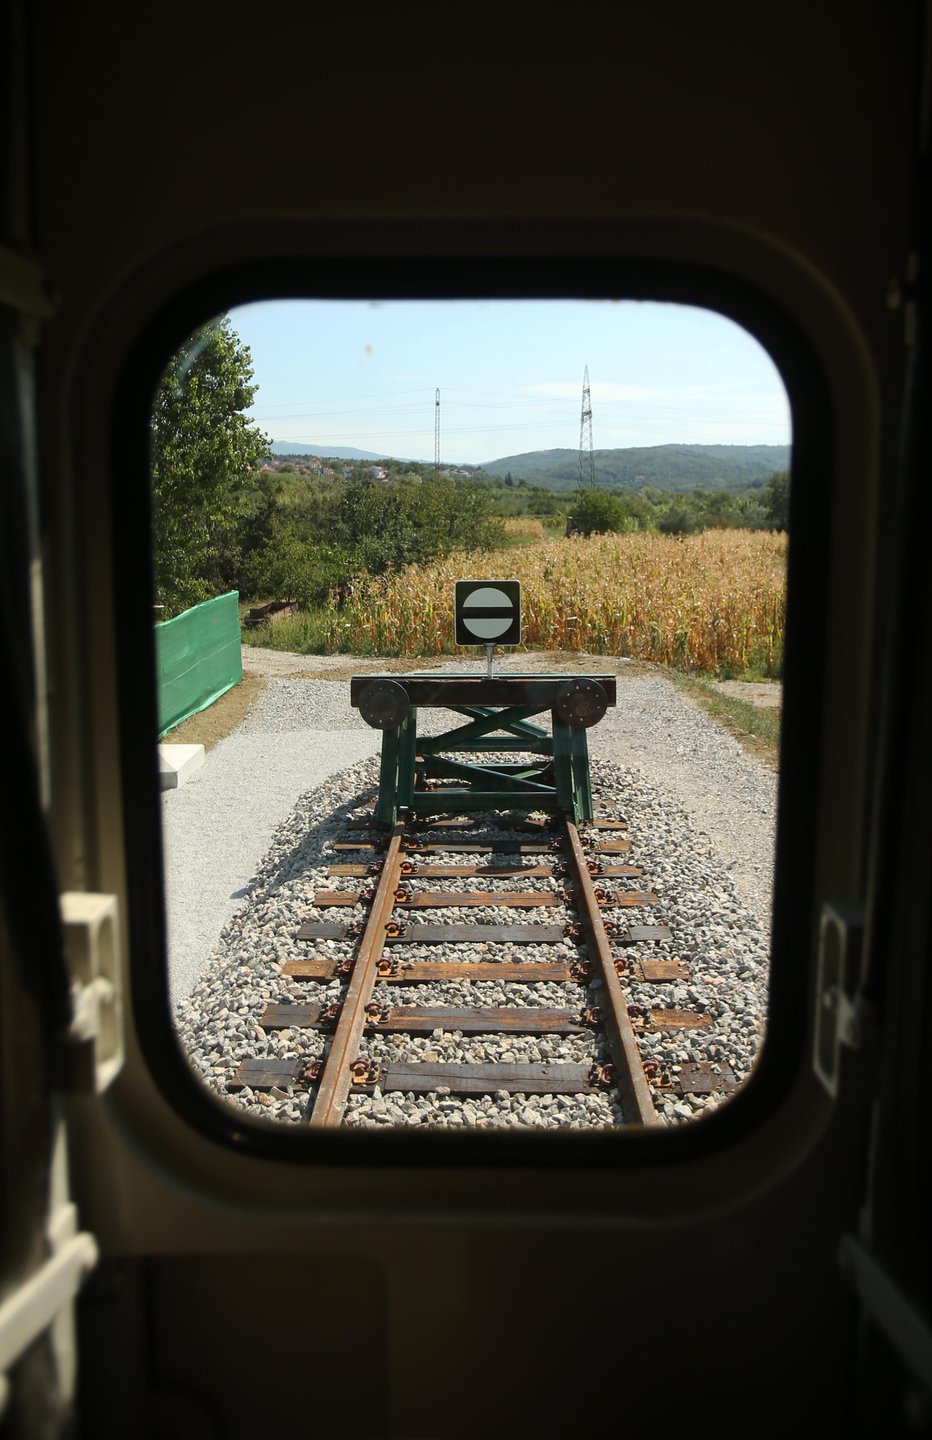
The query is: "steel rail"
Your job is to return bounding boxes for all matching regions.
[561,817,659,1126]
[307,821,407,1127]
[304,813,658,1127]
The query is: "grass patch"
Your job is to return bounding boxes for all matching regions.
[666,671,780,770]
[242,606,330,654]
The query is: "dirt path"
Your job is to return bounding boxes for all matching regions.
[710,680,782,709]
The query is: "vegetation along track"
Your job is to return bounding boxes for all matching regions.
[226,799,738,1128]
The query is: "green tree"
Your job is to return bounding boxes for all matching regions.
[567,488,626,536]
[763,470,789,531]
[326,474,503,576]
[151,316,270,613]
[658,503,701,535]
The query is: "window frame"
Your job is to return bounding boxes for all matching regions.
[112,256,831,1168]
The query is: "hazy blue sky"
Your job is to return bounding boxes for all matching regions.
[229,299,791,465]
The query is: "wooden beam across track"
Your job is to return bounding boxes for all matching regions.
[349,673,617,710]
[312,888,657,910]
[326,862,645,880]
[312,890,560,909]
[296,920,673,944]
[261,1004,591,1035]
[383,922,569,945]
[281,957,689,986]
[355,1063,599,1096]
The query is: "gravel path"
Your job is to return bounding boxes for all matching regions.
[161,687,381,1002]
[163,654,777,1127]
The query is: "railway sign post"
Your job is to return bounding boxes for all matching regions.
[454,580,521,677]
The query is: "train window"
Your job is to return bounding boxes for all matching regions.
[140,289,806,1152]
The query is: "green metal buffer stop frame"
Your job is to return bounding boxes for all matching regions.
[350,673,616,826]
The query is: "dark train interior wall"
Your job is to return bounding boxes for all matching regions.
[1,3,930,1437]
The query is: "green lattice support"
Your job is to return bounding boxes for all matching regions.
[354,674,611,826]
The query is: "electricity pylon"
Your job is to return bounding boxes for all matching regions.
[578,366,595,488]
[435,388,441,476]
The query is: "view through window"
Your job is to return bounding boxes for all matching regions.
[155,299,790,1132]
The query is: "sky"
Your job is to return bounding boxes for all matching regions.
[228,299,792,466]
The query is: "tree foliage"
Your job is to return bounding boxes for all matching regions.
[240,466,505,608]
[567,488,628,536]
[762,470,789,531]
[151,317,270,613]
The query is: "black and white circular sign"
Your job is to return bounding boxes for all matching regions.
[454,580,522,646]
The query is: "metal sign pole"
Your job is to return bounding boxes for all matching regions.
[486,644,494,679]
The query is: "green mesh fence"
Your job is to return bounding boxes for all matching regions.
[155,592,242,738]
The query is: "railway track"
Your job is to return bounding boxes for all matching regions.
[227,798,733,1128]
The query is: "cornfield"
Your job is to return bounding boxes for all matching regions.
[502,516,547,540]
[324,530,787,676]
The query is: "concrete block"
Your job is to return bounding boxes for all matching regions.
[159,743,205,790]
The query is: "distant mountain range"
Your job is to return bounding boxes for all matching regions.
[270,441,399,461]
[270,440,791,493]
[479,443,790,493]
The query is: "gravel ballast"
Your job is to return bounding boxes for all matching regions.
[165,656,777,1128]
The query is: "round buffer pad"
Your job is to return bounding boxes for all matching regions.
[358,678,410,730]
[554,678,608,729]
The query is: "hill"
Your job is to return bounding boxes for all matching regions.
[480,444,790,493]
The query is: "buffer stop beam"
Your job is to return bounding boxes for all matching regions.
[351,673,616,826]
